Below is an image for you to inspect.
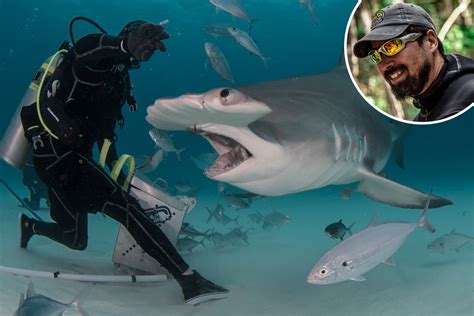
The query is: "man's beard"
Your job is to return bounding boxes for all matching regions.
[386,61,431,100]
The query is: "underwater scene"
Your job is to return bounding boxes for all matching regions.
[0,0,473,315]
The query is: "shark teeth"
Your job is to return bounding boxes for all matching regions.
[198,132,252,177]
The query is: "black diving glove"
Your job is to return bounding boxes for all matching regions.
[126,23,169,61]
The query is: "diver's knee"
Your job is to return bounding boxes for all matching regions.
[66,235,88,250]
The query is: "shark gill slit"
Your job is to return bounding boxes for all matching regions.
[332,122,342,161]
[344,124,352,161]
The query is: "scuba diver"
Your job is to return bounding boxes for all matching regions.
[18,18,228,305]
[22,154,49,210]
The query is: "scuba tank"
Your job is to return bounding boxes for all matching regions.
[0,17,107,170]
[0,43,69,169]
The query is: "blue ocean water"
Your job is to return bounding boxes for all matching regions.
[0,0,473,315]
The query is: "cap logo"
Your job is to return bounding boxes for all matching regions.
[371,10,385,29]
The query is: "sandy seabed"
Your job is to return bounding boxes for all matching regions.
[0,182,472,316]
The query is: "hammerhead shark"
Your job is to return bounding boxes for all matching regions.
[146,64,452,209]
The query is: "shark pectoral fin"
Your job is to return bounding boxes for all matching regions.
[350,275,365,282]
[383,256,396,267]
[356,168,453,209]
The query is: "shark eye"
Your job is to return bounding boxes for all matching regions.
[319,269,327,275]
[220,88,230,98]
[219,88,246,105]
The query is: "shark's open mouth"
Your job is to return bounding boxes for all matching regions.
[193,129,252,177]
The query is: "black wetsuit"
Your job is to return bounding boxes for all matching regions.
[413,54,474,122]
[20,34,189,277]
[22,154,48,210]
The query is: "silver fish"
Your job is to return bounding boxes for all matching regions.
[180,222,212,239]
[175,179,199,195]
[248,210,263,224]
[206,204,226,223]
[177,237,206,252]
[262,211,291,229]
[338,188,353,200]
[299,0,317,24]
[149,128,185,160]
[224,194,249,209]
[136,149,165,174]
[205,42,235,83]
[14,282,89,316]
[209,0,254,23]
[217,182,226,193]
[427,229,474,253]
[307,196,435,285]
[227,27,268,68]
[203,24,233,37]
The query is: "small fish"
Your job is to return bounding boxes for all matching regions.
[248,210,263,224]
[177,237,207,252]
[202,24,233,37]
[217,182,226,193]
[325,219,355,241]
[227,27,268,68]
[14,282,89,316]
[149,128,185,160]
[299,0,317,24]
[190,152,218,170]
[224,194,249,209]
[211,227,250,247]
[219,213,239,226]
[175,180,199,195]
[307,196,435,285]
[338,188,353,200]
[209,0,255,24]
[262,211,291,230]
[180,222,212,239]
[427,229,474,253]
[204,42,235,83]
[136,149,165,174]
[206,204,226,223]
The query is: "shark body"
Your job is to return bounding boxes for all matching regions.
[146,65,452,209]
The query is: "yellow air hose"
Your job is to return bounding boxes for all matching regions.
[35,49,68,140]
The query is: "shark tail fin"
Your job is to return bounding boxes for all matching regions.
[356,168,452,209]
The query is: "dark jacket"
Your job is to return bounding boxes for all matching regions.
[414,54,474,122]
[21,33,135,168]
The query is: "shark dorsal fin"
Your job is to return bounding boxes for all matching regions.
[368,212,378,227]
[451,228,456,234]
[26,282,35,298]
[338,219,342,223]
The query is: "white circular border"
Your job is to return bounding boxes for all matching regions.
[343,0,473,126]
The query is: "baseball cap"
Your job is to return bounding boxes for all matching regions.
[353,3,436,58]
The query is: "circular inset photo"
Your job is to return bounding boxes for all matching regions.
[345,0,474,124]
